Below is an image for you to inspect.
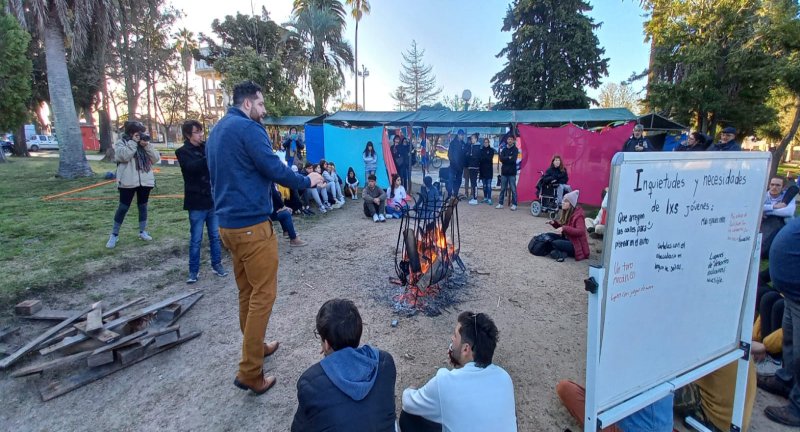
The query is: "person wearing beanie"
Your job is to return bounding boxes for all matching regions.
[709,127,742,151]
[105,120,161,249]
[447,130,467,199]
[545,190,590,262]
[621,124,653,152]
[759,219,800,426]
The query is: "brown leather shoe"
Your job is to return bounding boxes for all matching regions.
[263,341,280,357]
[233,373,276,395]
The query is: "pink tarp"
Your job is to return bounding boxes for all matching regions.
[517,122,635,207]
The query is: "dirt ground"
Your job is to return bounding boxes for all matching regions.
[0,190,791,431]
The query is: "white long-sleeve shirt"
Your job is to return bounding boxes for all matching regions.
[402,363,517,432]
[764,192,796,219]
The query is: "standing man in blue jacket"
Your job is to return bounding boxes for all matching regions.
[447,130,466,199]
[207,81,324,395]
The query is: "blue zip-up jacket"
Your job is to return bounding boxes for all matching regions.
[207,107,311,229]
[708,140,741,151]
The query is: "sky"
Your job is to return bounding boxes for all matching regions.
[170,0,651,111]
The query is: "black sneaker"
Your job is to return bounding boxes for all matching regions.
[765,404,800,426]
[757,374,792,398]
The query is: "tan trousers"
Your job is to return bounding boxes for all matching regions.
[556,380,622,432]
[220,221,278,381]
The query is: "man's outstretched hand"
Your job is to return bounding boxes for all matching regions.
[307,172,324,187]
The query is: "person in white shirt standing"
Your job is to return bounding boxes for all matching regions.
[399,311,517,432]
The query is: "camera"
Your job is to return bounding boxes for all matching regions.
[140,133,151,142]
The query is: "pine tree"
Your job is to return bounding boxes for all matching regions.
[491,0,609,109]
[396,40,441,110]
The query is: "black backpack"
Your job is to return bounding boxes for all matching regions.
[528,232,560,256]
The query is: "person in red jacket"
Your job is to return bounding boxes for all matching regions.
[546,190,590,262]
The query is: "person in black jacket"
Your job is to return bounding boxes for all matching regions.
[496,135,520,210]
[479,137,496,205]
[538,154,571,204]
[447,130,467,199]
[396,136,412,193]
[622,124,653,152]
[175,120,228,284]
[466,133,482,205]
[675,132,708,151]
[292,299,396,432]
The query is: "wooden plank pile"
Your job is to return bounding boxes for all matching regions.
[0,291,203,401]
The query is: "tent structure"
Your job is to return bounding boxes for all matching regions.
[637,113,687,131]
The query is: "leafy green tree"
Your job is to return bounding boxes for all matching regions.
[345,0,371,110]
[492,0,609,109]
[0,2,32,160]
[597,83,641,114]
[7,0,114,177]
[643,0,779,136]
[395,40,441,110]
[442,94,485,111]
[286,4,354,114]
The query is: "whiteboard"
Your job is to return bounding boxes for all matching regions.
[595,151,770,411]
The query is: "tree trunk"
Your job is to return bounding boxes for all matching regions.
[13,124,28,157]
[99,75,113,158]
[771,96,800,178]
[354,21,359,111]
[43,11,94,179]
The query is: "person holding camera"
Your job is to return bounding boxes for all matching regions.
[175,120,228,283]
[106,121,161,249]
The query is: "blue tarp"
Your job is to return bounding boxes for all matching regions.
[304,124,325,163]
[322,124,388,187]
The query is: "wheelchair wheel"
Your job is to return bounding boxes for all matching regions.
[530,201,542,217]
[431,155,442,169]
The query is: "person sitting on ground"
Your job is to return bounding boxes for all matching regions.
[758,218,800,426]
[754,276,784,364]
[344,167,359,201]
[546,190,590,262]
[293,147,308,172]
[479,137,496,205]
[538,154,571,204]
[760,176,797,258]
[621,124,653,152]
[270,186,307,247]
[363,174,387,223]
[302,163,329,214]
[557,380,674,432]
[282,127,305,167]
[291,299,396,431]
[386,173,411,219]
[466,133,482,205]
[330,162,346,202]
[709,127,742,151]
[319,159,344,208]
[676,131,708,151]
[400,311,517,432]
[586,187,609,238]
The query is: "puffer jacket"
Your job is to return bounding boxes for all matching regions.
[550,206,590,261]
[114,138,160,188]
[479,146,496,179]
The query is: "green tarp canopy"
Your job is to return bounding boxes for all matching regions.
[638,113,687,131]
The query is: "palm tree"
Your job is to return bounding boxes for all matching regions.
[286,4,354,114]
[174,28,198,112]
[7,0,115,178]
[345,0,370,111]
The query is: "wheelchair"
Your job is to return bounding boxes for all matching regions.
[530,171,570,218]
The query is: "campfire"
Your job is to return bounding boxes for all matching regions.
[393,195,465,312]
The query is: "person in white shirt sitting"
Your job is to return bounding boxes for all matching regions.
[399,311,517,432]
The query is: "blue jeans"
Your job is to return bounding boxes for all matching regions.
[271,210,296,239]
[481,178,493,201]
[188,209,222,274]
[499,175,517,206]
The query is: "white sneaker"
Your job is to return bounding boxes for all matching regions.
[333,201,344,209]
[469,199,478,205]
[495,204,504,209]
[139,231,153,241]
[510,205,517,211]
[320,207,327,214]
[106,234,118,249]
[378,214,386,222]
[373,214,380,222]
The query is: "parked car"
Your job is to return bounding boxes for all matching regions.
[2,139,13,156]
[27,135,59,151]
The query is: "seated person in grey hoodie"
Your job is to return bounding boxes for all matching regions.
[363,174,387,222]
[291,299,396,432]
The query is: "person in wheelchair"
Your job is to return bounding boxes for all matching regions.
[537,155,571,205]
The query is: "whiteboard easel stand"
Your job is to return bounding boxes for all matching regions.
[583,237,760,432]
